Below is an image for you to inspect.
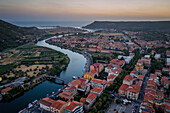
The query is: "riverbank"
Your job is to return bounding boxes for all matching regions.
[46,40,92,74]
[0,44,70,102]
[0,34,87,113]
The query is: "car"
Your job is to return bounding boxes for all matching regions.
[132,109,136,113]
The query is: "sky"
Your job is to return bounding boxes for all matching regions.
[0,0,170,22]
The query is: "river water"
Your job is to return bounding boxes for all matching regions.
[0,36,87,113]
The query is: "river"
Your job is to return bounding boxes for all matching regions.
[0,35,87,113]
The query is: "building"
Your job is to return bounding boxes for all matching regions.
[91,79,107,89]
[166,58,170,67]
[77,78,90,93]
[162,67,170,75]
[1,87,12,95]
[63,101,83,113]
[166,50,170,57]
[109,68,122,76]
[64,86,77,96]
[139,101,155,113]
[85,93,97,110]
[90,63,104,74]
[51,100,67,113]
[127,84,140,100]
[40,97,55,112]
[68,79,81,88]
[84,72,95,80]
[155,70,162,77]
[123,75,133,85]
[110,59,125,68]
[161,76,169,89]
[130,71,137,77]
[107,74,116,82]
[90,87,103,97]
[135,60,144,72]
[150,73,157,82]
[59,91,74,101]
[141,57,151,67]
[154,54,161,60]
[118,84,129,97]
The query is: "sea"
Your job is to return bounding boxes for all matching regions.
[10,21,92,28]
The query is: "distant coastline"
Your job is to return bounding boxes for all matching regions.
[10,21,92,27]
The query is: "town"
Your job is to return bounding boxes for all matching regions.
[1,30,167,113]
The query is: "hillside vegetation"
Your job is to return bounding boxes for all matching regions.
[84,21,170,32]
[0,20,45,52]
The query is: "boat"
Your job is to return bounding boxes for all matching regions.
[72,76,77,79]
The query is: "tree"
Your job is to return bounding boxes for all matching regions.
[93,106,97,112]
[116,99,121,104]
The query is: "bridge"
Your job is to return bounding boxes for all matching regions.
[44,75,69,84]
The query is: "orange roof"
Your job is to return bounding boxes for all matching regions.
[119,84,129,92]
[130,71,136,74]
[147,80,156,86]
[127,84,140,93]
[161,76,169,84]
[107,74,116,79]
[138,75,144,78]
[123,75,133,81]
[87,93,97,100]
[51,100,66,110]
[91,87,103,93]
[150,73,157,79]
[65,101,82,111]
[107,81,114,85]
[65,86,76,91]
[40,97,55,107]
[68,79,81,87]
[80,97,86,103]
[92,79,107,85]
[59,91,73,100]
[145,89,156,96]
[110,59,125,67]
[1,87,12,93]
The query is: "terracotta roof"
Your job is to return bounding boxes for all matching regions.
[87,93,97,101]
[110,59,125,67]
[130,71,136,74]
[1,87,12,93]
[155,70,161,73]
[51,100,66,110]
[138,75,144,79]
[65,101,82,111]
[119,84,129,92]
[107,74,116,80]
[91,87,103,93]
[65,86,76,91]
[68,79,81,87]
[107,81,114,85]
[145,89,156,96]
[59,91,73,100]
[80,97,86,103]
[127,84,140,93]
[147,80,156,86]
[123,75,133,81]
[92,63,101,67]
[144,94,155,102]
[161,76,169,84]
[150,73,157,79]
[92,79,107,85]
[40,97,55,107]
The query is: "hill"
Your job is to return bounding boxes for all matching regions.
[0,20,45,52]
[83,21,170,32]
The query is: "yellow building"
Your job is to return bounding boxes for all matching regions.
[84,72,95,80]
